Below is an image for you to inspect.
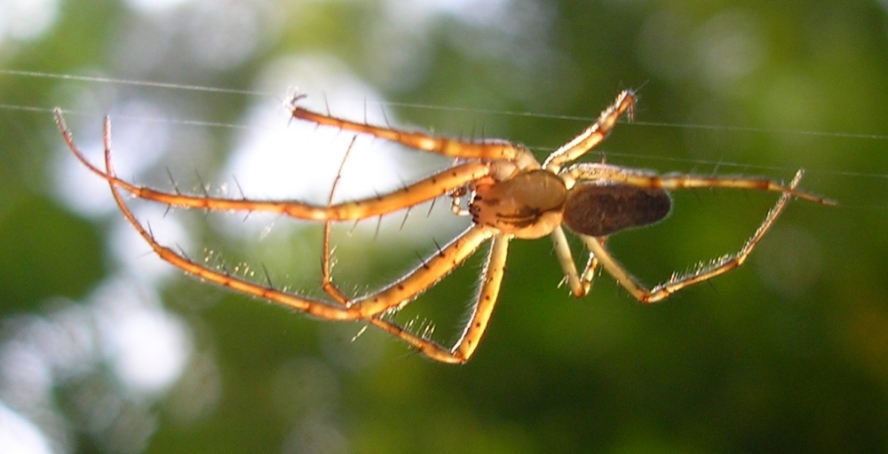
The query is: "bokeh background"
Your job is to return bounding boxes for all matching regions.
[2,0,888,453]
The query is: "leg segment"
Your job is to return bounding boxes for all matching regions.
[550,226,587,297]
[331,234,509,363]
[542,90,636,173]
[290,96,538,168]
[580,237,606,293]
[563,163,836,205]
[318,136,488,363]
[54,109,492,221]
[450,233,510,361]
[550,226,607,299]
[580,170,805,303]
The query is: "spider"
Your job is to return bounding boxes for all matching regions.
[54,90,835,363]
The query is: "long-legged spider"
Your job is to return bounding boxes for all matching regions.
[54,90,835,363]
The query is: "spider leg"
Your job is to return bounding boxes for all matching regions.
[71,112,500,325]
[550,226,607,298]
[322,221,508,363]
[563,163,836,205]
[329,224,496,319]
[550,226,587,297]
[318,136,357,304]
[317,150,459,361]
[319,217,451,358]
[448,233,510,361]
[151,164,490,220]
[109,172,494,321]
[91,116,351,318]
[542,90,636,173]
[580,236,606,293]
[54,109,492,221]
[580,170,805,303]
[322,226,495,364]
[311,132,507,363]
[290,100,538,168]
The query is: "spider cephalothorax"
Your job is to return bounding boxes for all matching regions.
[469,169,568,239]
[55,90,834,363]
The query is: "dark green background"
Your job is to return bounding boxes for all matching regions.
[2,1,887,453]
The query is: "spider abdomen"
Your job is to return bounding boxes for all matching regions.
[562,183,672,237]
[470,169,567,239]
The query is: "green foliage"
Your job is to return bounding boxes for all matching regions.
[1,0,887,453]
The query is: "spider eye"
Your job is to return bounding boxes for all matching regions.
[562,183,672,236]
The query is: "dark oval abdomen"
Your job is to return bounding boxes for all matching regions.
[562,183,672,236]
